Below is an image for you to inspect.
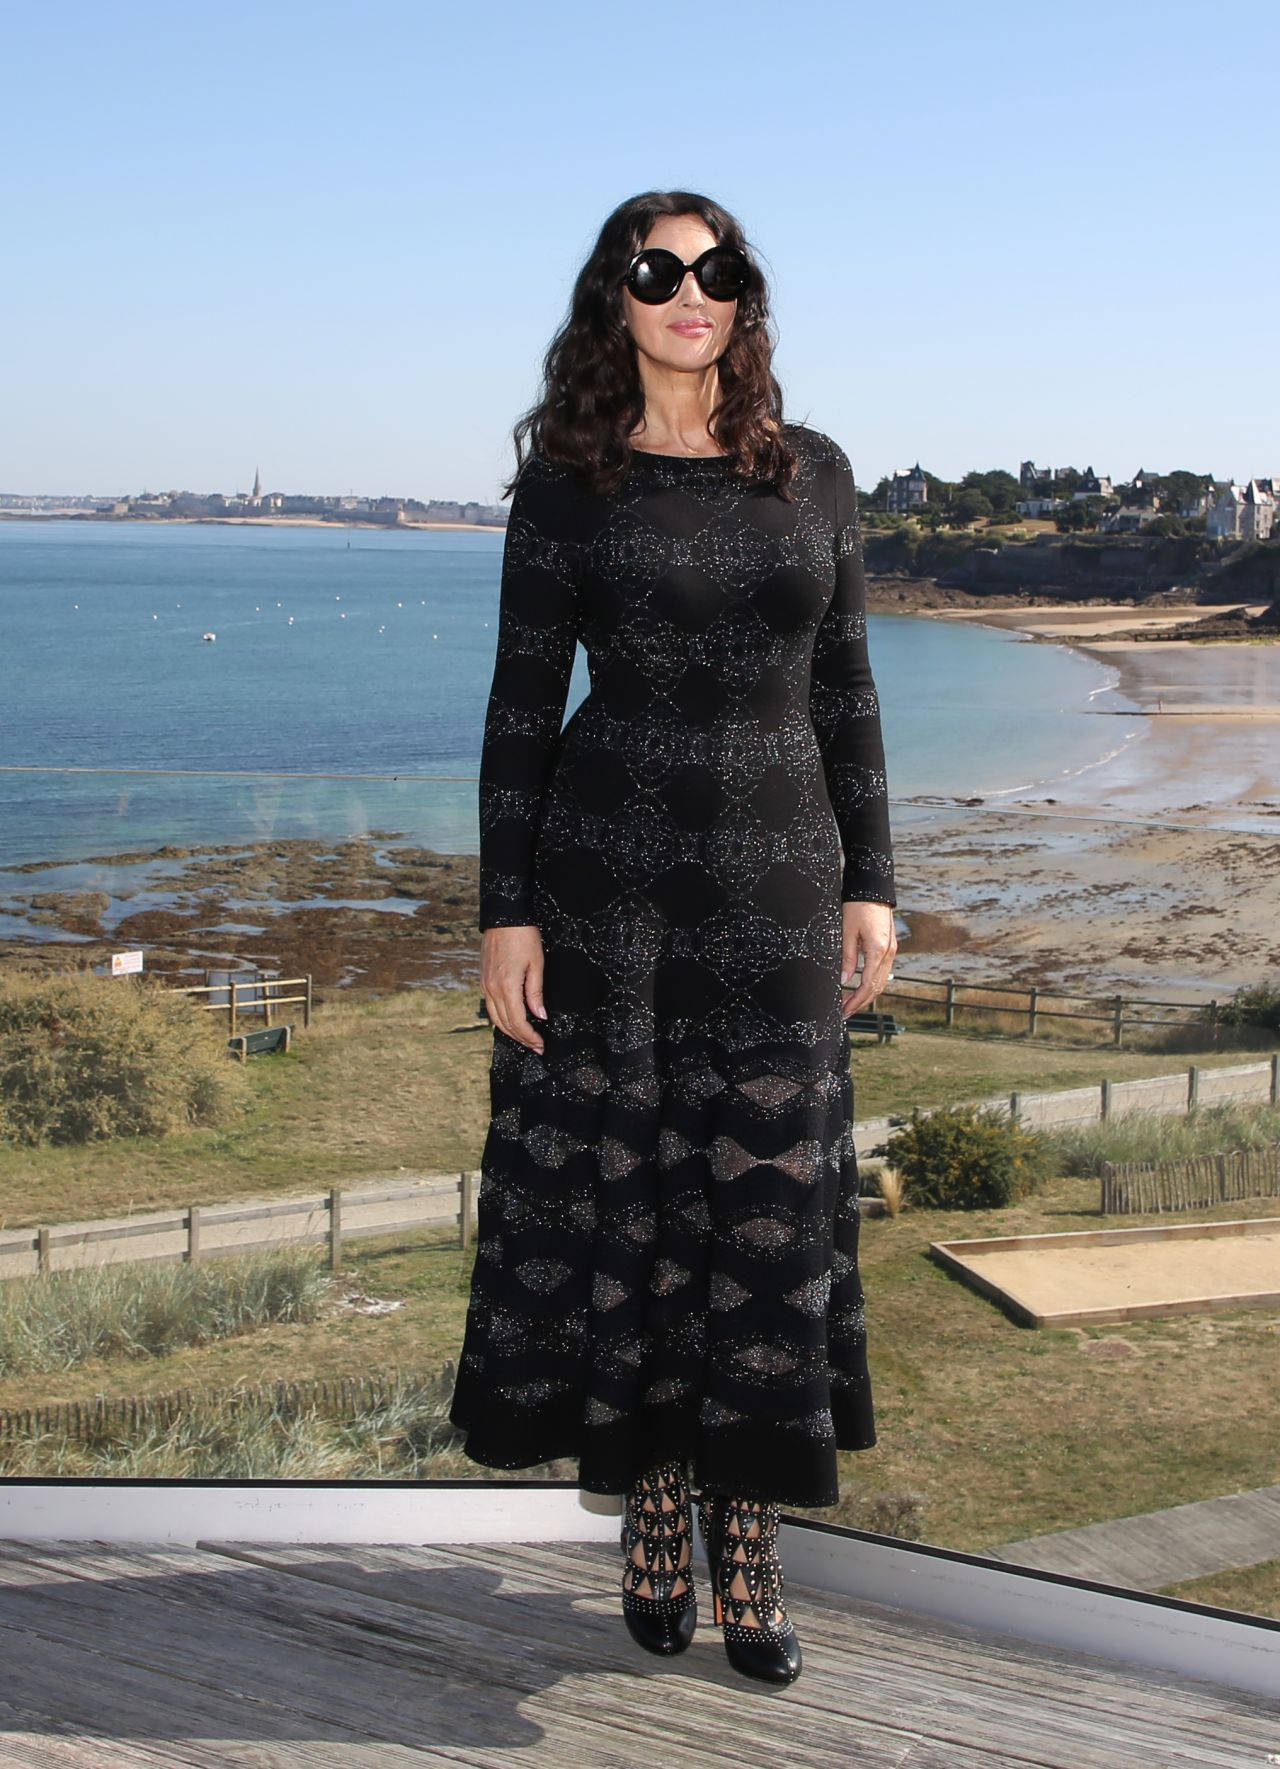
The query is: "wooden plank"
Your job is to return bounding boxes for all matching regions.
[0,1544,676,1769]
[0,1610,444,1767]
[0,1693,187,1767]
[208,1540,1280,1767]
[0,1535,1272,1769]
[0,1538,1093,1767]
[986,1484,1280,1588]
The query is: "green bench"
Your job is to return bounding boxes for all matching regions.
[845,1011,902,1044]
[228,1024,294,1061]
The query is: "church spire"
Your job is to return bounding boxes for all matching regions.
[251,464,262,503]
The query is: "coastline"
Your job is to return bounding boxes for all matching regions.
[881,602,1280,997]
[0,513,506,532]
[1,599,1277,1005]
[919,602,1280,826]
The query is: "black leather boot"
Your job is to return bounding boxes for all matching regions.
[620,1460,697,1654]
[697,1491,802,1684]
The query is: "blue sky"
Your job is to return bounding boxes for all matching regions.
[4,1,1275,503]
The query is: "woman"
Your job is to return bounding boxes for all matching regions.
[448,189,897,1687]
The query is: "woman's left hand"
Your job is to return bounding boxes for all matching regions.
[839,901,897,1017]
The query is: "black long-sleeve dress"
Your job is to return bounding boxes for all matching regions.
[447,421,896,1508]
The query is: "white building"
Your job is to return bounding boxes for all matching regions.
[1207,479,1277,542]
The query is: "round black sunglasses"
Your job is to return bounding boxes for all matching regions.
[623,244,752,306]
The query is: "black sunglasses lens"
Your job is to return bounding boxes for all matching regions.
[628,249,684,303]
[697,248,749,300]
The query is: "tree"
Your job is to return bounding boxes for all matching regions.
[951,487,993,525]
[958,469,1021,514]
[1055,498,1099,532]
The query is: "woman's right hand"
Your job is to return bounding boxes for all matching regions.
[481,925,548,1053]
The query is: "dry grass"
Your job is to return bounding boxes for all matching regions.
[0,987,494,1227]
[1161,1558,1280,1618]
[0,982,1270,1231]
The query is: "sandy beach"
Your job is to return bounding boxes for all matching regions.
[890,604,1280,997]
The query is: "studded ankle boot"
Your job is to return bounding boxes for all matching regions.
[696,1491,803,1684]
[620,1459,697,1654]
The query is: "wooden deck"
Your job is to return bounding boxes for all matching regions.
[987,1482,1280,1589]
[0,1537,1275,1767]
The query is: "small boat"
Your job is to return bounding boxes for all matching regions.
[201,631,217,642]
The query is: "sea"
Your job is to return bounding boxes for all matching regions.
[0,520,1131,881]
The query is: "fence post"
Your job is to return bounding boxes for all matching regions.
[36,1227,51,1276]
[187,1205,201,1264]
[944,978,955,1028]
[305,972,313,1030]
[459,1170,473,1251]
[1028,988,1039,1039]
[229,979,238,1037]
[1271,1053,1279,1106]
[1009,1092,1022,1123]
[329,1187,343,1272]
[1113,996,1125,1047]
[1188,1065,1200,1112]
[1101,1079,1113,1122]
[1207,999,1219,1045]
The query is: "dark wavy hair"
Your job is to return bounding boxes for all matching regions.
[506,190,799,501]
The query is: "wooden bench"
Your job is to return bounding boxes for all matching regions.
[845,1010,902,1044]
[228,1023,294,1062]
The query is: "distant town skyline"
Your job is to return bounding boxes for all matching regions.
[4,2,1276,502]
[1,452,1269,514]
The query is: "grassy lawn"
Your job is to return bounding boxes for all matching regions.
[0,986,1271,1228]
[816,1180,1280,1578]
[1162,1559,1280,1618]
[0,989,496,1226]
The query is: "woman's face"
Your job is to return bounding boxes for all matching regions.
[621,213,738,371]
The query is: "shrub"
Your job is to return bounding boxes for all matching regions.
[1217,981,1280,1038]
[0,971,249,1146]
[877,1104,1052,1210]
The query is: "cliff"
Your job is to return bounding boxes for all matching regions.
[861,530,1280,608]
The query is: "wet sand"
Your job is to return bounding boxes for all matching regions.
[887,603,1280,996]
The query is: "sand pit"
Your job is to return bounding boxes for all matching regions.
[930,1218,1280,1327]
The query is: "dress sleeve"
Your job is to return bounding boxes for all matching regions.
[807,443,897,908]
[477,457,580,930]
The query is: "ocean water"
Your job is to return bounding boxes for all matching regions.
[0,520,1126,872]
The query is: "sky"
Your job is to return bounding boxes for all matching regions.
[3,1,1276,505]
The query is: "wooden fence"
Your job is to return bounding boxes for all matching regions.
[168,969,313,1034]
[5,1059,1278,1283]
[0,1366,454,1444]
[0,1173,481,1283]
[1002,1058,1280,1132]
[1100,1144,1280,1215]
[881,972,1255,1048]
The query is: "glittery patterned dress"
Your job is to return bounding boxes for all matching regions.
[448,422,896,1507]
